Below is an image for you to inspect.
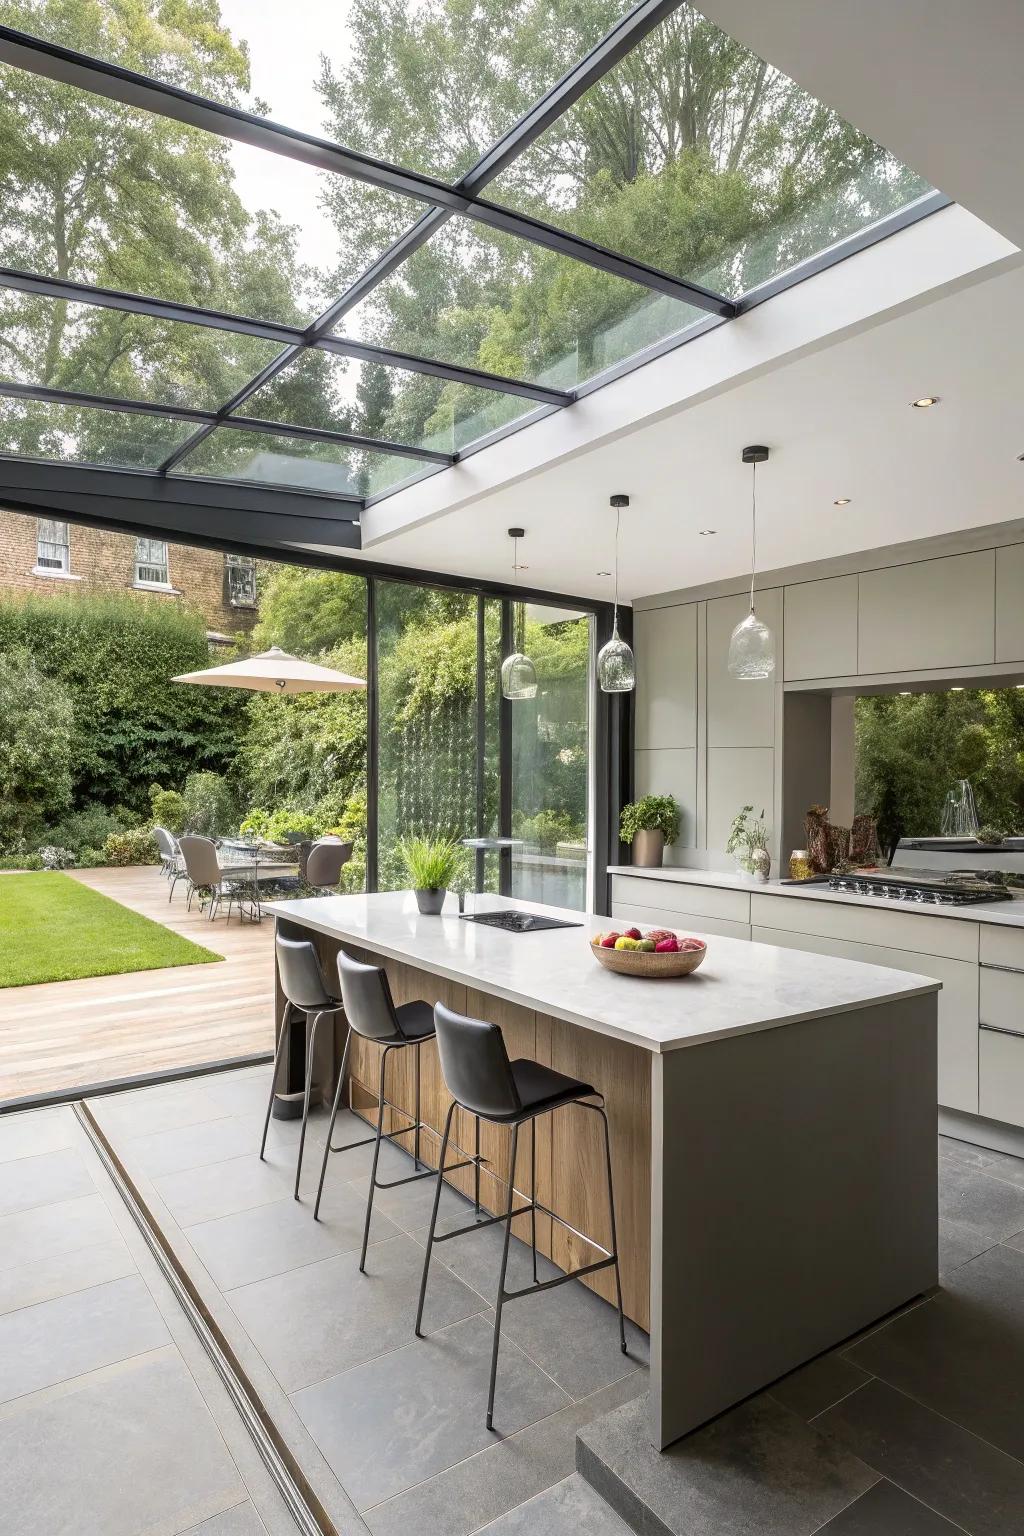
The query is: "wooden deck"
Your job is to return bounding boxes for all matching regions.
[0,866,275,1103]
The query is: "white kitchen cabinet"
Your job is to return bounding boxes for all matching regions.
[784,576,858,681]
[634,749,697,851]
[995,543,1024,664]
[979,1029,1024,1127]
[611,900,751,942]
[750,892,978,963]
[753,924,979,1113]
[857,551,995,674]
[706,590,781,747]
[611,874,750,925]
[634,603,697,750]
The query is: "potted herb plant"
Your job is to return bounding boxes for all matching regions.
[726,805,771,881]
[619,795,680,868]
[398,835,466,914]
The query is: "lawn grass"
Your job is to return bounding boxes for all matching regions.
[0,872,223,987]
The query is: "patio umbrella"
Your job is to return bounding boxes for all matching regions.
[172,645,365,693]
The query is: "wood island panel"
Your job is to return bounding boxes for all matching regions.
[275,930,652,1330]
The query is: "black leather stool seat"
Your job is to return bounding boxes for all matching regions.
[496,1060,595,1123]
[392,999,437,1041]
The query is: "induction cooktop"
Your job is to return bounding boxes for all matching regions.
[460,910,583,933]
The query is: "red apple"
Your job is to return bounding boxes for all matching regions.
[654,937,679,953]
[625,927,643,941]
[601,933,620,948]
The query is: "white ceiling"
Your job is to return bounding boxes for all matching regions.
[353,255,1024,602]
[332,0,1024,604]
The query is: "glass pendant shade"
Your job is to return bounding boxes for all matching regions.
[727,608,776,680]
[501,649,538,700]
[598,621,636,692]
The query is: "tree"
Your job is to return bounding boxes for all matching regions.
[0,0,333,463]
[0,649,74,848]
[314,0,928,448]
[856,689,1024,839]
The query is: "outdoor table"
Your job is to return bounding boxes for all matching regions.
[216,839,300,919]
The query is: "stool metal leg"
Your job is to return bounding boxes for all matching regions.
[259,999,292,1161]
[414,1099,456,1337]
[414,1039,422,1171]
[474,1115,481,1215]
[598,1104,627,1354]
[486,1121,519,1431]
[530,1118,538,1285]
[359,1044,392,1272]
[313,1027,352,1222]
[295,1009,325,1201]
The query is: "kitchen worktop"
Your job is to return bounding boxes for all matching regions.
[608,863,1024,928]
[266,890,939,1054]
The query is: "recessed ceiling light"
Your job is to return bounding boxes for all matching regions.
[910,396,940,408]
[833,498,851,507]
[698,528,717,536]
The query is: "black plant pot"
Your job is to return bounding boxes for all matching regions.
[414,887,446,915]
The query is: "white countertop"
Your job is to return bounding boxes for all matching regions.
[265,891,939,1056]
[608,864,1024,929]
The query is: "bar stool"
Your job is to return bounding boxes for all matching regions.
[314,949,475,1271]
[259,934,343,1200]
[416,1001,626,1430]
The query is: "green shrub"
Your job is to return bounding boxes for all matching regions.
[514,809,582,854]
[149,785,187,835]
[101,828,159,866]
[38,845,76,870]
[0,593,246,817]
[0,650,74,848]
[45,803,130,856]
[239,808,271,839]
[76,846,106,869]
[264,808,321,844]
[182,771,236,837]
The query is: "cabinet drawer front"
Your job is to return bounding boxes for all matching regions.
[980,967,1024,1037]
[612,901,751,943]
[979,924,1024,972]
[750,893,978,963]
[753,925,977,1114]
[611,875,750,924]
[979,1029,1024,1128]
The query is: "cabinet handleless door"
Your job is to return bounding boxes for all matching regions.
[784,576,858,681]
[634,604,697,750]
[995,544,1024,664]
[706,589,781,748]
[857,551,995,674]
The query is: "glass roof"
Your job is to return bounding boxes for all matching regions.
[0,396,197,467]
[0,0,940,511]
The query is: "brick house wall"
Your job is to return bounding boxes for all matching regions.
[0,508,258,638]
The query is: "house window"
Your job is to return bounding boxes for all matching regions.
[225,553,257,607]
[36,519,70,572]
[135,537,170,587]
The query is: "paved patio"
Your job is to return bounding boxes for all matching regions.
[0,866,275,1104]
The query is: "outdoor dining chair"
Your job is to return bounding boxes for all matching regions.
[177,834,253,922]
[153,825,186,902]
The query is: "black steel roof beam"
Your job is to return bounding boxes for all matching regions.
[318,336,572,405]
[0,378,455,465]
[0,25,734,317]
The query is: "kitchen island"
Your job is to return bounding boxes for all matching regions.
[266,891,940,1450]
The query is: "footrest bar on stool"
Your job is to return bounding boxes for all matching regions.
[372,1156,474,1191]
[502,1254,616,1303]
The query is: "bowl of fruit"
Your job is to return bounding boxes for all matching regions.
[590,925,707,978]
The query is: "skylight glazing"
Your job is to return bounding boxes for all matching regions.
[0,0,941,518]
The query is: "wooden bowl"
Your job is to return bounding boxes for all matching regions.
[590,938,706,978]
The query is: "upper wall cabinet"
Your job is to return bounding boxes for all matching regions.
[784,575,858,681]
[995,544,1024,663]
[857,551,995,675]
[706,589,781,747]
[634,603,697,750]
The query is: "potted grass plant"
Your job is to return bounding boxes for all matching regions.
[398,835,466,914]
[619,795,680,868]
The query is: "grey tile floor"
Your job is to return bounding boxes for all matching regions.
[25,1067,1022,1536]
[0,1098,297,1536]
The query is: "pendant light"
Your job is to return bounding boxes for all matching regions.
[727,445,776,680]
[501,527,538,700]
[597,493,635,693]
